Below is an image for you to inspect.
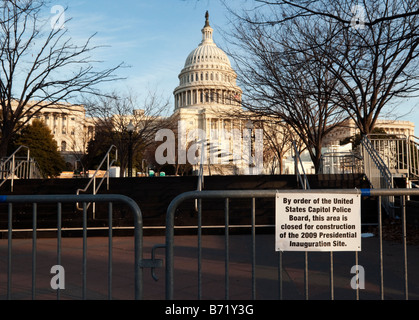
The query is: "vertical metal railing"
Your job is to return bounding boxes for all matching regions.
[366,134,419,182]
[165,188,416,300]
[408,135,419,180]
[0,146,31,191]
[76,145,118,217]
[164,189,304,300]
[291,141,312,299]
[368,134,409,176]
[0,194,144,300]
[361,135,395,216]
[195,142,205,213]
[319,152,363,174]
[361,135,394,189]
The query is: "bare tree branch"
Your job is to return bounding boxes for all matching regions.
[248,0,419,27]
[0,1,125,156]
[224,0,419,137]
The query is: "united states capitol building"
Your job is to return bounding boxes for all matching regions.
[18,12,416,175]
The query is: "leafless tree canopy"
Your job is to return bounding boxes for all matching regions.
[224,0,419,136]
[84,89,172,174]
[0,0,124,156]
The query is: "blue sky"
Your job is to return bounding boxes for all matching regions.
[44,0,418,134]
[56,0,235,108]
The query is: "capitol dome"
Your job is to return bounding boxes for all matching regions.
[184,42,232,70]
[174,12,242,110]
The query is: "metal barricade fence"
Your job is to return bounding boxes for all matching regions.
[1,190,417,300]
[164,188,417,300]
[0,194,148,300]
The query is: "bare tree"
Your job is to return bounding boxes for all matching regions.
[84,89,171,175]
[63,122,94,169]
[0,0,123,157]
[224,11,348,172]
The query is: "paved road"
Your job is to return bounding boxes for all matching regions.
[0,233,418,300]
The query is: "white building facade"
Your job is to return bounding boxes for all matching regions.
[19,101,95,164]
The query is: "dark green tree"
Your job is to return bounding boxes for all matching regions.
[14,119,66,177]
[82,124,117,170]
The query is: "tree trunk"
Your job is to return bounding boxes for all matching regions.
[0,127,13,158]
[310,145,323,174]
[0,140,8,158]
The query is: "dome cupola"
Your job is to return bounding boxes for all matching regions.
[174,11,242,110]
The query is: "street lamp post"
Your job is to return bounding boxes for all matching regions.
[246,121,254,175]
[127,121,135,178]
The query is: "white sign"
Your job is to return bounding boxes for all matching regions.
[275,193,361,252]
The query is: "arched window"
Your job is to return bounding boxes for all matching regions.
[61,141,67,152]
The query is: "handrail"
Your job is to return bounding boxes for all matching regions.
[29,159,44,179]
[319,151,363,174]
[76,145,118,216]
[367,133,409,176]
[292,141,310,190]
[361,135,395,216]
[366,133,419,181]
[0,146,30,192]
[361,135,393,188]
[408,135,419,179]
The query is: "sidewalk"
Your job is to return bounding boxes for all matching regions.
[0,234,418,300]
